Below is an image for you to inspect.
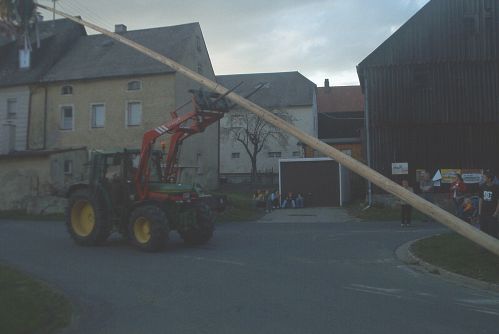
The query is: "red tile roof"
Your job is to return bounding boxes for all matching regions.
[317,86,364,113]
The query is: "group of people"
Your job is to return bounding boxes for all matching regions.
[253,190,305,213]
[398,170,499,239]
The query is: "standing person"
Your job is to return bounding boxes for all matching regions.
[272,191,280,209]
[400,179,414,227]
[478,171,499,238]
[295,193,304,208]
[419,171,434,222]
[281,192,296,209]
[265,190,272,213]
[450,174,467,218]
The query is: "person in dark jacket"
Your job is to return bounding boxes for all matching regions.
[479,171,499,238]
[450,174,467,218]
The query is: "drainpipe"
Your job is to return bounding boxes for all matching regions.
[43,85,48,149]
[26,87,33,150]
[364,75,373,209]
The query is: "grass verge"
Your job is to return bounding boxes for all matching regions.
[0,264,72,334]
[214,191,264,223]
[411,233,499,284]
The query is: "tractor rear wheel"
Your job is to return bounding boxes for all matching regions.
[66,189,110,246]
[179,204,215,245]
[129,205,169,252]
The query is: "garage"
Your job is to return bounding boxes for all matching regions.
[279,158,351,207]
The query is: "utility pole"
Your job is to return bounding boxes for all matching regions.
[35,3,499,257]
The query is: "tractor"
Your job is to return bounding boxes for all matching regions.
[66,90,229,252]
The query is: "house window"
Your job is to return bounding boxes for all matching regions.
[231,115,244,127]
[127,80,142,91]
[197,63,203,74]
[268,152,282,158]
[60,106,74,130]
[231,152,240,159]
[64,160,73,175]
[127,102,142,126]
[292,151,301,157]
[91,104,105,128]
[61,85,73,95]
[7,98,17,120]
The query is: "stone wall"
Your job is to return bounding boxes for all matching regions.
[0,148,87,214]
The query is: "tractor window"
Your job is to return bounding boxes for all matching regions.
[148,155,162,183]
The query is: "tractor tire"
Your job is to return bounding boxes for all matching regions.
[179,204,215,246]
[66,189,110,246]
[129,205,169,252]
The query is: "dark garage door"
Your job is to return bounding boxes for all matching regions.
[280,160,340,207]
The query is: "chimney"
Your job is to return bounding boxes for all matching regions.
[115,24,127,33]
[324,78,332,93]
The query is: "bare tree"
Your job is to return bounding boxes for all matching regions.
[230,108,293,184]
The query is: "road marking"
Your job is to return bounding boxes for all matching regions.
[455,303,499,316]
[456,298,499,306]
[343,284,402,299]
[181,256,245,267]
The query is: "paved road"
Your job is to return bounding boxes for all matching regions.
[1,210,498,334]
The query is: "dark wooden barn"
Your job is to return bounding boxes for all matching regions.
[357,0,499,184]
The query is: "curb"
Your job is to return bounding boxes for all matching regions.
[396,237,499,293]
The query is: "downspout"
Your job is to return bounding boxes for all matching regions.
[43,85,47,149]
[26,87,33,150]
[364,74,373,209]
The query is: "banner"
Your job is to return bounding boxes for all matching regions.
[462,169,483,184]
[441,169,462,184]
[392,162,408,175]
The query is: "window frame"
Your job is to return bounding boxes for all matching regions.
[126,101,142,127]
[90,103,106,129]
[127,80,142,91]
[61,85,73,96]
[64,160,73,175]
[6,98,17,120]
[59,104,75,131]
[268,152,282,158]
[231,152,240,159]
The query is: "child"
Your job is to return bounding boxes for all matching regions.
[400,180,414,227]
[461,197,474,223]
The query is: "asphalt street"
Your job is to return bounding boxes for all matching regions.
[1,209,498,334]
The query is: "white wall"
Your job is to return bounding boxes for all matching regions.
[220,105,316,175]
[0,87,29,153]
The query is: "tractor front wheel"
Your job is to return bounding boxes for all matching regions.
[129,205,169,252]
[66,189,110,246]
[179,204,215,246]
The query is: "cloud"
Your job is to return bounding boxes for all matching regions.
[39,0,429,86]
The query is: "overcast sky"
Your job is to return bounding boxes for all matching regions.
[38,0,429,86]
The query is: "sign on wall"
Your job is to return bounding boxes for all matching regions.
[392,162,409,175]
[440,169,462,184]
[462,169,483,184]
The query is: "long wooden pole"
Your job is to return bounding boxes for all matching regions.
[37,3,499,256]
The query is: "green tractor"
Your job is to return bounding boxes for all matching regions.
[66,90,228,252]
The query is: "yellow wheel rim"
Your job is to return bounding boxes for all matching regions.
[133,217,152,244]
[71,200,95,237]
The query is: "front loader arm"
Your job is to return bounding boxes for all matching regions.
[134,90,230,200]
